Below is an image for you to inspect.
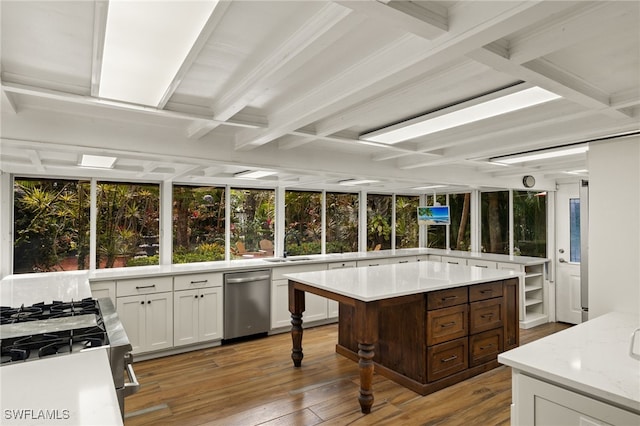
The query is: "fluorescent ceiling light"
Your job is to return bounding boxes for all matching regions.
[99,0,218,106]
[412,185,446,190]
[234,170,277,179]
[339,179,380,186]
[79,154,117,169]
[491,145,588,165]
[565,169,589,175]
[361,86,561,144]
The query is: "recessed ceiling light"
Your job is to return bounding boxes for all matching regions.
[491,145,588,164]
[79,154,117,169]
[99,1,219,106]
[339,179,380,186]
[361,86,561,144]
[234,170,277,179]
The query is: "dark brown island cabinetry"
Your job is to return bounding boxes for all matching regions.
[335,278,519,396]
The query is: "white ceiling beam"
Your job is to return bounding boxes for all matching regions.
[467,48,631,119]
[508,2,626,64]
[611,88,640,109]
[1,82,265,129]
[188,3,353,139]
[157,1,231,109]
[90,0,108,97]
[1,89,18,113]
[234,1,576,151]
[26,149,46,173]
[336,0,448,40]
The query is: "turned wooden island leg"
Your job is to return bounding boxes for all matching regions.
[354,301,379,414]
[289,282,306,367]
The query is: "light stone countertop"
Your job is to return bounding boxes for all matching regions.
[285,260,522,302]
[0,348,123,426]
[0,270,92,307]
[499,311,640,413]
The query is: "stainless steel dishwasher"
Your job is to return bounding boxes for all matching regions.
[224,270,271,340]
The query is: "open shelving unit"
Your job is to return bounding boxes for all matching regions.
[521,264,548,329]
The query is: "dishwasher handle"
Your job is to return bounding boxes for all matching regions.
[226,274,271,284]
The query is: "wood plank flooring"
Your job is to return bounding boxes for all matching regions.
[124,322,571,426]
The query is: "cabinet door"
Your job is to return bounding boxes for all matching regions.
[146,292,173,351]
[116,295,146,353]
[271,279,291,329]
[504,278,519,351]
[174,289,199,347]
[304,292,328,323]
[200,286,223,341]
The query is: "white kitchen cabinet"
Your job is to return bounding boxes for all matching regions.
[117,291,173,354]
[271,263,329,329]
[427,254,442,262]
[90,280,116,305]
[467,259,497,269]
[497,262,547,328]
[512,373,639,426]
[174,273,223,346]
[356,258,393,267]
[116,276,173,354]
[415,255,429,262]
[441,256,467,266]
[391,256,416,264]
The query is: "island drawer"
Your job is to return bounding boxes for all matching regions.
[469,298,503,334]
[469,281,503,302]
[469,328,503,367]
[427,337,468,382]
[426,304,468,346]
[426,287,468,310]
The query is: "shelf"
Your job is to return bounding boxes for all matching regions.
[525,272,543,279]
[525,284,543,292]
[525,298,543,307]
[520,312,548,329]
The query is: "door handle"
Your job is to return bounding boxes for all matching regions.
[559,258,567,263]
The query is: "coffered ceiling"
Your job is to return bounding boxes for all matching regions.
[1,1,639,193]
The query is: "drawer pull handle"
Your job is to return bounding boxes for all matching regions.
[480,344,494,350]
[475,265,489,268]
[447,261,459,265]
[190,280,208,284]
[481,313,494,319]
[398,261,409,264]
[441,355,458,363]
[136,285,156,290]
[480,289,493,294]
[440,321,456,328]
[441,295,458,301]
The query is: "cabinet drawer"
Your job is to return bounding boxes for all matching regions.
[469,328,503,367]
[427,287,468,310]
[469,298,503,334]
[469,281,503,302]
[467,259,497,269]
[427,304,468,346]
[441,256,467,266]
[117,276,173,297]
[174,273,222,291]
[427,337,468,382]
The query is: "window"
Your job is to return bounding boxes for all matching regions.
[367,194,392,250]
[96,182,160,268]
[13,178,90,273]
[172,185,225,263]
[427,194,447,249]
[481,190,509,254]
[326,192,358,253]
[513,190,547,257]
[395,195,420,248]
[230,188,274,259]
[285,190,321,255]
[569,198,581,262]
[449,192,471,251]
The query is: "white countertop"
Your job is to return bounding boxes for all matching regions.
[85,248,547,282]
[0,348,123,425]
[0,271,92,307]
[499,311,640,413]
[285,260,522,302]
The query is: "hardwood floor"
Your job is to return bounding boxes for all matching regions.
[124,322,571,426]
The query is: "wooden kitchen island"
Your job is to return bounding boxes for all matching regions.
[286,261,521,414]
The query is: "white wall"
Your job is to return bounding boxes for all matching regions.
[588,136,640,317]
